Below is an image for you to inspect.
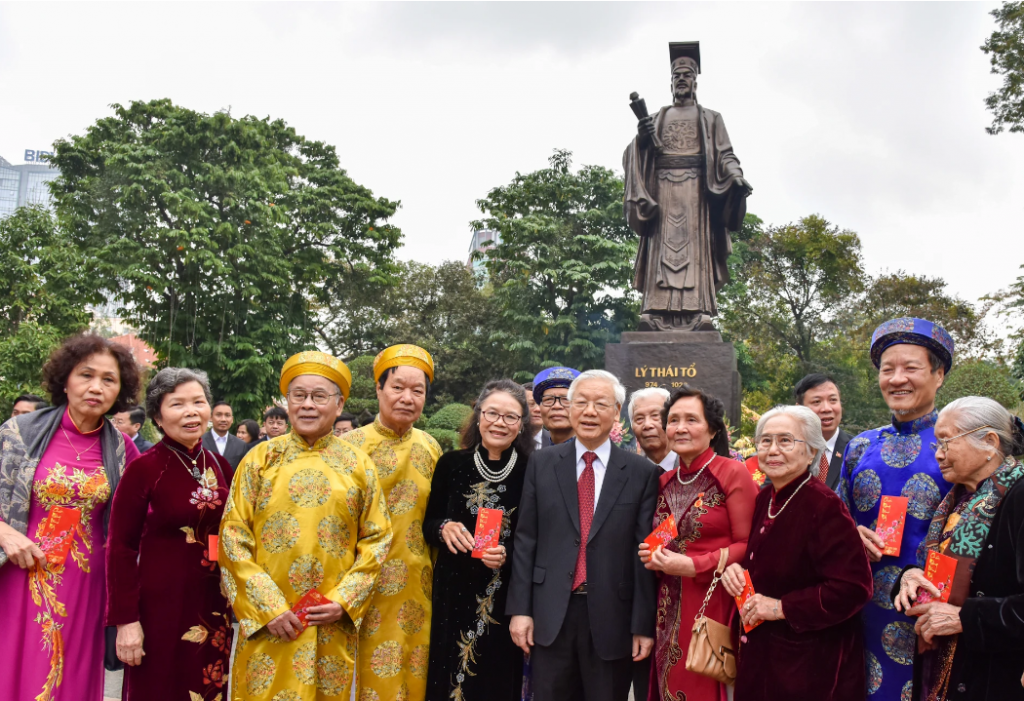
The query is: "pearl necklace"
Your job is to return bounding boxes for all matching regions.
[474,447,518,483]
[767,473,812,519]
[677,452,715,486]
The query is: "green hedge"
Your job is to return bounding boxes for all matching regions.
[427,403,473,432]
[425,428,461,453]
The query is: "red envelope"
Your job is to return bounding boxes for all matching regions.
[291,589,329,631]
[643,513,678,553]
[876,496,908,557]
[38,506,81,566]
[472,508,504,559]
[208,535,219,563]
[915,551,957,606]
[734,570,763,633]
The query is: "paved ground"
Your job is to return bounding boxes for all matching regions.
[103,668,121,700]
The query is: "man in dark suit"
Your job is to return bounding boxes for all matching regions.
[112,405,154,453]
[202,401,248,470]
[508,370,660,701]
[795,373,852,491]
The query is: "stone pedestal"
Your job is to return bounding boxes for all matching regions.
[604,331,741,428]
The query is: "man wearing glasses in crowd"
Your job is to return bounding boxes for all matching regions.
[531,367,581,448]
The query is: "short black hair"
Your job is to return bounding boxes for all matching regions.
[925,349,945,374]
[522,382,534,391]
[127,405,147,426]
[14,394,47,410]
[264,406,288,422]
[794,373,839,405]
[335,412,358,428]
[377,366,432,394]
[662,384,731,457]
[212,401,232,411]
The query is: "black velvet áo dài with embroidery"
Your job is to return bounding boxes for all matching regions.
[423,445,525,701]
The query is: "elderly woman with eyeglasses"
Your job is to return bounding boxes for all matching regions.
[721,405,872,701]
[423,379,536,701]
[890,397,1024,701]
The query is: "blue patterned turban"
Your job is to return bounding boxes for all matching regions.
[531,367,581,404]
[870,317,954,373]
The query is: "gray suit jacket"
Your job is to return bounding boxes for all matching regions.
[202,431,248,471]
[815,428,852,492]
[506,440,660,660]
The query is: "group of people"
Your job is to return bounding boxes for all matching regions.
[0,316,1023,701]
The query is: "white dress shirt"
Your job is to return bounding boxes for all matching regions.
[658,451,679,472]
[213,431,228,456]
[823,431,839,465]
[533,430,543,451]
[575,438,612,510]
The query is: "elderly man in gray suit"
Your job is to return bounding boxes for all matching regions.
[507,370,660,701]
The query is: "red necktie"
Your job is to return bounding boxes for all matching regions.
[573,451,597,590]
[818,451,829,484]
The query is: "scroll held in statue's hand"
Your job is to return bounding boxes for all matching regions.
[876,496,908,557]
[472,508,503,559]
[39,505,81,565]
[644,513,678,553]
[915,551,957,606]
[734,570,762,633]
[292,589,329,631]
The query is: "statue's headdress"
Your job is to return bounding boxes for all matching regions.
[669,41,701,74]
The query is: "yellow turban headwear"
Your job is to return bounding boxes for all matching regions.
[373,344,435,384]
[279,351,353,400]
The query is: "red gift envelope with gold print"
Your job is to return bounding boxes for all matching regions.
[208,535,219,564]
[39,506,81,566]
[643,513,678,553]
[292,589,329,631]
[876,496,908,557]
[915,551,957,606]
[472,508,504,559]
[734,570,763,633]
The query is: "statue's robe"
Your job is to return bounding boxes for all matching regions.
[623,105,747,318]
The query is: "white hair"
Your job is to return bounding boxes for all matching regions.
[755,405,827,474]
[941,396,1016,458]
[567,370,627,407]
[627,387,670,423]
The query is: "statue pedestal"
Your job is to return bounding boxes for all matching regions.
[604,331,741,428]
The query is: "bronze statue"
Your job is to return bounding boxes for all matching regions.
[623,42,752,331]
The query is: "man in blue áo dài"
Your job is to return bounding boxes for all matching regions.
[839,317,956,701]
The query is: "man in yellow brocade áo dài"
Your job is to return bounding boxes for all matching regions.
[219,352,392,701]
[341,345,442,701]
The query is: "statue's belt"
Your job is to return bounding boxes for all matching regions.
[656,155,704,169]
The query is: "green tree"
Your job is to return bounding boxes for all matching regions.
[0,207,100,412]
[982,2,1024,135]
[50,99,402,418]
[472,149,639,377]
[316,260,515,404]
[938,359,1022,409]
[719,214,864,366]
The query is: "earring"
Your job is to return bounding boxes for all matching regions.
[987,454,994,462]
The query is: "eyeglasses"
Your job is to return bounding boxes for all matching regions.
[286,390,341,406]
[756,433,806,452]
[570,399,618,414]
[540,396,570,408]
[931,425,992,453]
[481,409,523,426]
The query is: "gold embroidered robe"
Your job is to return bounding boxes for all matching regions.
[220,431,392,700]
[341,417,442,701]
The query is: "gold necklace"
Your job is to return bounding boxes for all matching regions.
[165,442,206,482]
[61,427,101,461]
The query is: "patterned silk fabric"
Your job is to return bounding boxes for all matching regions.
[573,452,597,590]
[220,431,392,701]
[341,416,442,701]
[839,411,953,701]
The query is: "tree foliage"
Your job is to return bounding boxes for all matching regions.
[938,359,1022,409]
[982,2,1024,135]
[0,207,100,412]
[472,149,639,377]
[50,99,402,418]
[316,260,514,405]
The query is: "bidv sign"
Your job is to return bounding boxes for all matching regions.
[24,149,55,163]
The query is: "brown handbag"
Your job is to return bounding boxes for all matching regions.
[684,548,737,685]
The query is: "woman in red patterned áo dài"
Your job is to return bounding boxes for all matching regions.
[638,386,757,701]
[106,367,233,701]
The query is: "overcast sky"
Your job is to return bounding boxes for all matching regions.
[2,2,1021,305]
